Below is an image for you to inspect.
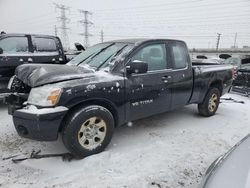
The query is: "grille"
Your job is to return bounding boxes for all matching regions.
[10,76,31,93]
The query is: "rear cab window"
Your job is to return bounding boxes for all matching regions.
[32,37,58,54]
[169,41,189,69]
[0,36,29,54]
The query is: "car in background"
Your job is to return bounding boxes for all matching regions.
[200,133,250,188]
[222,55,250,70]
[222,56,250,94]
[0,33,84,95]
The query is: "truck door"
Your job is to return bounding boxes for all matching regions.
[0,35,30,92]
[31,36,64,64]
[168,41,193,109]
[125,42,173,121]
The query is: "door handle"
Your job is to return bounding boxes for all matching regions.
[161,75,172,80]
[161,75,172,83]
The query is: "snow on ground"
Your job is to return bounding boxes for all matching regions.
[0,93,250,188]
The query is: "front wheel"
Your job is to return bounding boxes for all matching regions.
[62,105,114,158]
[198,88,220,117]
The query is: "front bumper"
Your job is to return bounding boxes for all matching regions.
[13,105,68,141]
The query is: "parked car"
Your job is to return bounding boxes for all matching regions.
[199,133,250,188]
[0,33,84,95]
[222,55,250,94]
[5,39,233,158]
[231,66,250,96]
[222,55,250,70]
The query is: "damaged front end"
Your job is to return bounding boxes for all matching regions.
[4,76,69,141]
[4,67,71,141]
[4,76,31,115]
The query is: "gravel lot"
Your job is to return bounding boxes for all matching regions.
[0,93,250,188]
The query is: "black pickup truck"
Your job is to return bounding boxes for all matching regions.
[5,39,233,158]
[0,33,84,95]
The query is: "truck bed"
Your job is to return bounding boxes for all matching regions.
[189,63,233,104]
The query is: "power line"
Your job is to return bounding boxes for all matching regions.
[93,0,250,13]
[92,14,250,25]
[78,10,93,47]
[1,11,56,25]
[54,3,70,50]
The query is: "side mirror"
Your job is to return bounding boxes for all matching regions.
[126,60,148,74]
[0,47,3,54]
[74,43,85,51]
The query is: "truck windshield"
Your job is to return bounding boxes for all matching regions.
[67,42,132,70]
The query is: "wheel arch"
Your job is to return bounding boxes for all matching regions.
[209,80,223,96]
[59,98,119,132]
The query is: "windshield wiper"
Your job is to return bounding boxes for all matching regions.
[96,45,128,70]
[86,43,115,65]
[75,53,95,66]
[77,43,115,67]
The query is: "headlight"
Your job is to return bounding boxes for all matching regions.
[28,85,62,107]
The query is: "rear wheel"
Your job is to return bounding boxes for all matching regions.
[62,105,114,158]
[198,88,220,117]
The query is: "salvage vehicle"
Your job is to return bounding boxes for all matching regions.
[0,33,84,95]
[5,39,233,158]
[231,66,250,96]
[199,133,250,188]
[222,55,250,95]
[222,55,250,70]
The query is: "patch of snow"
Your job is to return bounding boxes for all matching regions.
[86,84,96,91]
[0,93,250,188]
[127,122,133,127]
[116,82,120,88]
[18,105,68,115]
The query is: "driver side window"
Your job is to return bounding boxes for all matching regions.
[131,44,167,71]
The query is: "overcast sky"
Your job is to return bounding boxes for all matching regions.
[0,0,250,49]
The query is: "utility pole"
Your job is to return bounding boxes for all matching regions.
[216,33,222,51]
[54,25,58,36]
[78,10,93,47]
[54,3,70,50]
[101,30,104,43]
[233,32,237,49]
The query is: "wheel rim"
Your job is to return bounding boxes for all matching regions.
[78,117,107,150]
[208,93,218,112]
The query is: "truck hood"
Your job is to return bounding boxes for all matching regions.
[15,64,95,87]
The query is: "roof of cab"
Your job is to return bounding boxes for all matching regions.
[105,38,186,44]
[0,33,58,38]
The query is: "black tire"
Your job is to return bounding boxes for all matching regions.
[62,105,114,159]
[198,87,220,117]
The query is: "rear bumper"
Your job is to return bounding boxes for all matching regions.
[13,105,68,141]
